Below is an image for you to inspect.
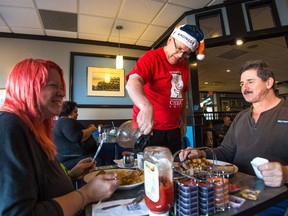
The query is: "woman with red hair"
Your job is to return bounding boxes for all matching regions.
[0,58,119,215]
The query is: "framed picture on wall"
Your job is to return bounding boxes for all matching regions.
[87,67,125,97]
[231,99,237,107]
[70,52,138,108]
[237,101,243,107]
[221,100,230,111]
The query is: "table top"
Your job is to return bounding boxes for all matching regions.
[85,171,288,216]
[215,172,287,216]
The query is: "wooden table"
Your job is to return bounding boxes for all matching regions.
[85,171,288,216]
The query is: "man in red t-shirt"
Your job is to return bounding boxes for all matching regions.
[126,24,205,154]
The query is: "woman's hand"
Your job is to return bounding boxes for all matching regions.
[83,172,120,202]
[68,157,96,181]
[54,173,119,215]
[179,148,206,162]
[88,124,97,133]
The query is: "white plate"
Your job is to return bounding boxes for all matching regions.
[83,169,144,190]
[207,159,238,174]
[113,159,138,169]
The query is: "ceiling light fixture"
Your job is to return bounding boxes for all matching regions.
[116,25,123,69]
[236,39,244,46]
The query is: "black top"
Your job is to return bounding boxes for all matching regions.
[0,112,74,215]
[53,117,96,169]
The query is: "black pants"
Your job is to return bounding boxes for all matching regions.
[149,128,182,155]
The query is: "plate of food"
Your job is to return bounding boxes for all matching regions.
[174,158,238,177]
[84,168,144,190]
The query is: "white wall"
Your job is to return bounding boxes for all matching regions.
[0,37,144,120]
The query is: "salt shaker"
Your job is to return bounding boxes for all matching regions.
[122,151,135,168]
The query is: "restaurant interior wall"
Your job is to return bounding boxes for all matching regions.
[0,37,196,146]
[0,37,145,122]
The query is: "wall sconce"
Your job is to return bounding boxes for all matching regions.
[116,25,123,69]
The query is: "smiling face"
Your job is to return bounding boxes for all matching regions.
[165,37,192,65]
[40,68,65,119]
[240,69,273,104]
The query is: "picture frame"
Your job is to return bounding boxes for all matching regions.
[237,101,243,107]
[87,67,124,97]
[221,100,230,111]
[70,52,138,108]
[231,99,237,107]
[0,88,6,106]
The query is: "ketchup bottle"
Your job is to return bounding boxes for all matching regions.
[143,146,174,216]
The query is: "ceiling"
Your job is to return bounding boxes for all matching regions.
[0,0,287,93]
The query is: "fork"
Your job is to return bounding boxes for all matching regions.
[101,194,144,210]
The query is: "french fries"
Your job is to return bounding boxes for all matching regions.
[181,158,212,170]
[179,158,235,174]
[98,168,144,186]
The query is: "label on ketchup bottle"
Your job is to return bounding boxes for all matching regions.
[144,161,159,202]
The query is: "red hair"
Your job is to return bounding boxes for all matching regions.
[1,58,66,160]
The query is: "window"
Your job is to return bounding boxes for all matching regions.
[246,1,280,31]
[196,10,225,39]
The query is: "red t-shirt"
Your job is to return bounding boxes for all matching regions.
[126,47,189,130]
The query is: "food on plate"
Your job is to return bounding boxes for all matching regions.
[176,158,236,174]
[240,189,260,200]
[181,158,211,169]
[214,163,235,173]
[97,168,144,186]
